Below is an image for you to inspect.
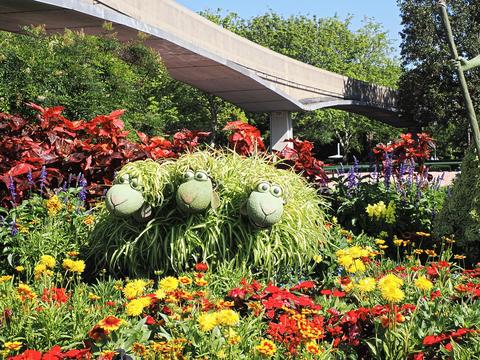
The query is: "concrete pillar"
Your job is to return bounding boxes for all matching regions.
[270,111,293,151]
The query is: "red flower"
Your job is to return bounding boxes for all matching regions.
[88,325,110,342]
[145,315,156,325]
[413,352,424,360]
[290,280,315,291]
[194,262,209,272]
[41,287,70,304]
[7,350,42,360]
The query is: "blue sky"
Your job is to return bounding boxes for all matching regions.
[176,1,402,53]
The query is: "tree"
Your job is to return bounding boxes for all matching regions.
[202,11,402,161]
[397,0,480,159]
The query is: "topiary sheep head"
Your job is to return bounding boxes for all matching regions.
[105,159,170,220]
[246,181,285,227]
[176,170,219,213]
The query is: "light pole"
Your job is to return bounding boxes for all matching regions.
[437,0,480,156]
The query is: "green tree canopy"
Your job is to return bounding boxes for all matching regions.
[397,0,480,159]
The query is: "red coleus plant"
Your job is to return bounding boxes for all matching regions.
[223,120,265,156]
[278,138,328,186]
[373,133,435,176]
[0,104,209,207]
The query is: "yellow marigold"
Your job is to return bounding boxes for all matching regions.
[393,239,403,246]
[216,309,240,326]
[17,284,36,300]
[45,195,62,216]
[338,255,353,268]
[195,278,208,287]
[178,276,192,286]
[305,340,322,355]
[313,255,323,263]
[34,263,52,280]
[0,275,12,284]
[378,274,404,290]
[346,259,366,274]
[100,350,117,358]
[226,328,241,345]
[380,285,405,303]
[123,279,148,299]
[88,292,101,301]
[125,297,151,317]
[83,215,95,225]
[132,342,147,356]
[15,266,24,272]
[356,277,376,292]
[425,249,437,257]
[413,249,424,255]
[40,255,56,269]
[416,231,431,237]
[256,339,277,357]
[155,288,166,300]
[62,259,85,273]
[197,312,219,332]
[415,276,433,292]
[98,315,125,331]
[3,341,22,351]
[375,239,386,245]
[159,276,179,292]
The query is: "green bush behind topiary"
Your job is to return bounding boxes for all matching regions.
[88,150,328,277]
[434,146,480,263]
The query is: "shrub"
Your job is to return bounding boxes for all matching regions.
[434,146,480,263]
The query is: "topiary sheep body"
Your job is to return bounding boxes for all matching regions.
[89,150,328,276]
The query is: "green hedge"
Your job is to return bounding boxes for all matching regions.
[434,146,480,263]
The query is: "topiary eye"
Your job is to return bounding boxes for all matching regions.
[130,178,143,191]
[270,185,283,197]
[257,182,270,193]
[195,171,208,181]
[120,174,130,184]
[184,170,194,180]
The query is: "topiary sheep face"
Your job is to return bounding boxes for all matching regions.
[176,170,217,213]
[246,181,284,227]
[105,173,145,217]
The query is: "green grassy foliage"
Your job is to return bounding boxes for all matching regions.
[88,150,328,277]
[434,146,480,263]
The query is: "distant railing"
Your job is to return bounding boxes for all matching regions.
[324,161,462,173]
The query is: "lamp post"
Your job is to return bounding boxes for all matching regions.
[437,0,480,156]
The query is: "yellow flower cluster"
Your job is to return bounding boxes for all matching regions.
[62,259,85,274]
[197,309,240,332]
[414,275,433,292]
[3,341,22,351]
[159,276,179,292]
[365,200,396,224]
[0,275,12,284]
[125,297,152,316]
[336,246,373,274]
[34,255,56,280]
[45,195,62,216]
[123,279,149,299]
[355,277,376,292]
[378,274,404,303]
[256,339,277,357]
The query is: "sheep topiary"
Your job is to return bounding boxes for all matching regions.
[88,150,328,276]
